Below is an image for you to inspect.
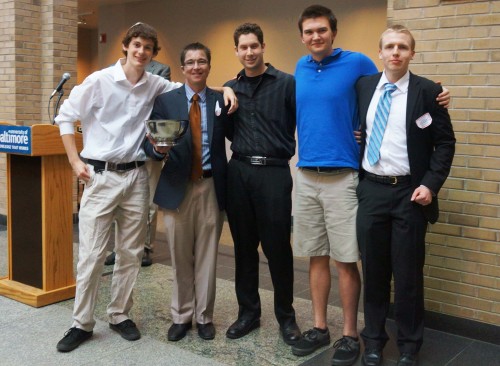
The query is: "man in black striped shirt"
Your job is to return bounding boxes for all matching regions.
[224,23,301,346]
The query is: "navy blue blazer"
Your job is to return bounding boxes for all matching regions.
[356,72,455,224]
[143,85,228,211]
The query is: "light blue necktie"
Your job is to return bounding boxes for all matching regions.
[367,83,398,166]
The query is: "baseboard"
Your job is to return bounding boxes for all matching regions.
[388,305,499,345]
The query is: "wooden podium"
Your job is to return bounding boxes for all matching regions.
[0,123,82,307]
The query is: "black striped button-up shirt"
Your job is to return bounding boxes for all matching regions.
[224,64,296,159]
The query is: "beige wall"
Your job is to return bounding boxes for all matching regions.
[94,0,386,84]
[77,28,99,85]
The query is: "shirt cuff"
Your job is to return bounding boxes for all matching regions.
[58,122,75,135]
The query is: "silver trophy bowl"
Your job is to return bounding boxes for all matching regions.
[145,119,189,147]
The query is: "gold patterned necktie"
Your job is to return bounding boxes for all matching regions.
[190,94,202,180]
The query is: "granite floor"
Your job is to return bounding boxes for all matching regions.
[0,218,499,366]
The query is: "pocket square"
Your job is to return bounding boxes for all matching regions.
[215,101,221,116]
[416,113,432,129]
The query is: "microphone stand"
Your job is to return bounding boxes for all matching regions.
[48,88,64,125]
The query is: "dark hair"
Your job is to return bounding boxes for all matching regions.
[122,22,160,56]
[298,5,337,34]
[180,42,211,66]
[233,23,264,47]
[380,24,416,51]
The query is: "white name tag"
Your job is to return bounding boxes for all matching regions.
[416,113,432,129]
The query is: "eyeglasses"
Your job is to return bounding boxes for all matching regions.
[183,59,209,68]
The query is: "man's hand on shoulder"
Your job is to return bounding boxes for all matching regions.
[435,81,450,108]
[354,130,362,145]
[222,86,238,114]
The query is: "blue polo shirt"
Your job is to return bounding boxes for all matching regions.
[295,48,378,169]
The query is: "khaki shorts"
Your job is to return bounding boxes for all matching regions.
[293,168,359,263]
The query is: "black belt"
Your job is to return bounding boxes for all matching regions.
[364,172,411,185]
[87,159,145,172]
[202,170,213,178]
[232,153,289,167]
[301,167,351,174]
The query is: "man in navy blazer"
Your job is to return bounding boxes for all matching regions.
[144,42,229,342]
[356,26,455,366]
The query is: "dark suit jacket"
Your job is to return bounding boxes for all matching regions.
[144,85,228,210]
[146,60,171,80]
[356,72,455,224]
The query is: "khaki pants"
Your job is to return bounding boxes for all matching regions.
[162,178,223,324]
[72,164,149,331]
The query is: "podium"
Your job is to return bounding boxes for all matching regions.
[0,123,82,307]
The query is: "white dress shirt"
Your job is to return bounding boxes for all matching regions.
[55,58,182,163]
[362,71,411,176]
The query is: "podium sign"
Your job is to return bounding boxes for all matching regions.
[0,125,32,154]
[0,123,82,307]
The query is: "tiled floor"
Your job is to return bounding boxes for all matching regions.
[0,221,499,365]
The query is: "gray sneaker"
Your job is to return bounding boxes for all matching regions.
[331,336,360,365]
[291,327,331,356]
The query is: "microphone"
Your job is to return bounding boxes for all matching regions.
[50,73,71,97]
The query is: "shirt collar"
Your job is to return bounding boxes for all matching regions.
[306,48,343,64]
[378,70,410,93]
[114,58,150,87]
[236,63,277,81]
[185,83,207,103]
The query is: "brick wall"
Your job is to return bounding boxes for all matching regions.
[0,0,78,216]
[388,0,499,326]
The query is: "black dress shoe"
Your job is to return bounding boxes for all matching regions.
[167,322,192,341]
[397,352,417,366]
[280,322,302,345]
[197,322,216,340]
[226,317,260,339]
[362,348,383,366]
[104,252,116,265]
[141,248,152,267]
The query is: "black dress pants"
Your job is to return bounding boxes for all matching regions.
[226,158,296,326]
[357,178,427,354]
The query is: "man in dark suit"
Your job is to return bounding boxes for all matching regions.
[144,42,229,342]
[356,25,455,366]
[147,59,171,80]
